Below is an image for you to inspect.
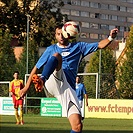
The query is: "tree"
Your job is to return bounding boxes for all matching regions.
[0,30,17,97]
[0,0,27,36]
[116,25,133,99]
[0,0,67,100]
[15,36,46,97]
[0,0,66,47]
[78,59,87,73]
[0,31,16,96]
[0,30,16,81]
[31,1,65,47]
[84,47,117,98]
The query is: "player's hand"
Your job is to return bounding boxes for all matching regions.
[110,28,118,39]
[10,92,13,97]
[19,87,27,98]
[32,74,43,92]
[10,91,17,96]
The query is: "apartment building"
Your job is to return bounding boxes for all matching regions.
[61,0,133,42]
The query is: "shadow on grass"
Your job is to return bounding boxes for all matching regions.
[0,127,133,133]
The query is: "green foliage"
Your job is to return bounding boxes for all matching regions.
[17,39,39,76]
[0,31,16,81]
[0,0,66,100]
[86,48,115,74]
[0,0,27,36]
[15,37,46,97]
[116,25,133,99]
[0,84,9,97]
[0,0,66,47]
[84,48,116,98]
[32,1,65,47]
[78,59,87,73]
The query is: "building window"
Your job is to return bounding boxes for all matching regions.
[90,23,98,29]
[82,22,89,28]
[118,16,126,22]
[90,2,99,8]
[90,12,95,18]
[61,9,70,15]
[120,26,125,32]
[127,17,133,22]
[115,26,120,30]
[81,1,89,7]
[120,0,127,2]
[99,34,108,39]
[100,3,108,10]
[117,6,120,11]
[127,7,133,13]
[90,13,100,19]
[95,13,100,18]
[127,0,133,3]
[63,0,71,4]
[80,33,88,38]
[124,27,130,31]
[81,11,89,17]
[71,10,80,16]
[120,6,126,12]
[112,15,117,21]
[101,14,108,20]
[109,5,117,10]
[71,0,80,6]
[90,33,98,39]
[109,25,115,30]
[100,24,109,30]
[109,15,117,21]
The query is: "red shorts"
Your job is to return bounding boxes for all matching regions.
[12,96,23,107]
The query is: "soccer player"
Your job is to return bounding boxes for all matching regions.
[9,71,24,125]
[19,23,118,133]
[75,76,88,120]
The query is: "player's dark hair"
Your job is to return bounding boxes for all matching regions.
[14,71,19,75]
[55,23,64,30]
[76,76,82,82]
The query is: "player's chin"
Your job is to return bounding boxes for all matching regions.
[59,40,65,44]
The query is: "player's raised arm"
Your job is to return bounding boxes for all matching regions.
[19,66,38,97]
[98,28,118,49]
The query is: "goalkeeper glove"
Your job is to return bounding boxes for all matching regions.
[32,74,43,92]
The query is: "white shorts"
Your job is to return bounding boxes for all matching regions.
[79,100,85,118]
[79,100,83,108]
[44,69,81,117]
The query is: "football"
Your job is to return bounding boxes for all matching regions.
[62,21,80,39]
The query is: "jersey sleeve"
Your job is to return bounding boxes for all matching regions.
[19,80,24,89]
[82,84,87,94]
[19,79,23,84]
[79,42,98,57]
[36,47,51,69]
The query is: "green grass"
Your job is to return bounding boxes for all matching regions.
[0,115,133,133]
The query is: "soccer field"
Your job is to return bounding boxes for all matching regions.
[0,115,133,133]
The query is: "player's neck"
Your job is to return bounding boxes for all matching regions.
[57,43,70,48]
